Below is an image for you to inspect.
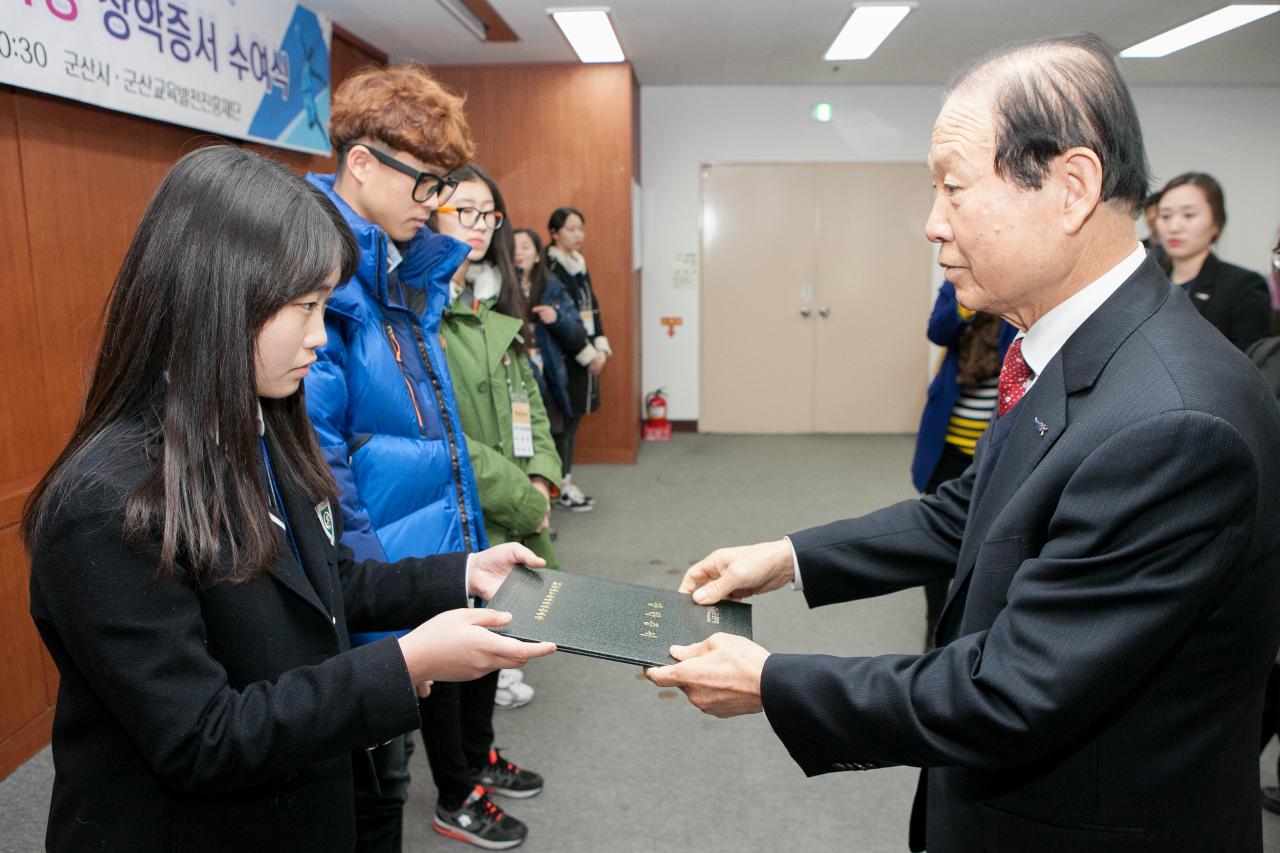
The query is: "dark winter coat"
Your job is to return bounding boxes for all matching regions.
[528,272,588,421]
[29,419,468,852]
[546,246,610,417]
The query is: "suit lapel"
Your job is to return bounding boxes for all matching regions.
[276,478,338,618]
[258,439,334,622]
[935,258,1172,634]
[941,357,1068,617]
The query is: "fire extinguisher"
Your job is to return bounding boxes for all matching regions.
[643,388,672,440]
[645,389,668,423]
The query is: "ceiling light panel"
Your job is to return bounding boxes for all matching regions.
[824,3,914,61]
[1121,4,1280,58]
[549,8,625,63]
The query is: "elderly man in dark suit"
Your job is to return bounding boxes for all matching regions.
[647,33,1280,853]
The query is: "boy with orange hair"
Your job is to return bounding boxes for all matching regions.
[306,64,541,852]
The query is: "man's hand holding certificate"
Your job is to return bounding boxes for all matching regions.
[643,539,795,718]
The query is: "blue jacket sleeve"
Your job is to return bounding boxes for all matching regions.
[927,281,972,348]
[304,313,389,564]
[542,276,590,357]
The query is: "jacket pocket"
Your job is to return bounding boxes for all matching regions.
[964,536,1023,629]
[982,801,1149,853]
[973,535,1022,573]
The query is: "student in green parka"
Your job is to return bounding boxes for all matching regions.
[427,164,562,569]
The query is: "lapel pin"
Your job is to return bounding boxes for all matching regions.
[1033,417,1049,437]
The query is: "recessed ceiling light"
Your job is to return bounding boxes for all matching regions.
[824,3,914,62]
[548,7,625,63]
[1121,4,1280,58]
[813,103,834,122]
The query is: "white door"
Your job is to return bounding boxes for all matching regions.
[701,162,934,433]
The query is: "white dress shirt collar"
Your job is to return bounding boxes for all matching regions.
[1019,244,1146,378]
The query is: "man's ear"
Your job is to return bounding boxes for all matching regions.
[342,144,372,186]
[1056,147,1103,235]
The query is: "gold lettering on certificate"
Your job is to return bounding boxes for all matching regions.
[534,580,563,621]
[642,601,664,638]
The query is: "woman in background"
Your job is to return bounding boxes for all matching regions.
[23,146,550,853]
[513,226,590,453]
[545,207,610,511]
[909,280,1017,649]
[1156,172,1270,351]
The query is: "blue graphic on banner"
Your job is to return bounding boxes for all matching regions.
[247,6,329,152]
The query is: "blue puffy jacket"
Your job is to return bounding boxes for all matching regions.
[304,173,488,644]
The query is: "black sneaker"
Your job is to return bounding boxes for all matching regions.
[433,785,527,850]
[472,749,544,799]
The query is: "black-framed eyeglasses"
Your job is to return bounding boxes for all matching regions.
[436,205,505,231]
[355,144,458,204]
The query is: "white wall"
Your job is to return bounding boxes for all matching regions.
[639,84,1280,421]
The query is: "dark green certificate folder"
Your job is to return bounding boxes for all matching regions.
[486,566,753,667]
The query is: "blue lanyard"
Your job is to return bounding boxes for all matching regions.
[259,435,303,569]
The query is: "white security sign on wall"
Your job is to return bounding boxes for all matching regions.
[2,0,332,155]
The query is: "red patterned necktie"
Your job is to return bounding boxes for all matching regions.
[997,337,1034,418]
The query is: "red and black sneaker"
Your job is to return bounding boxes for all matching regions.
[471,748,544,799]
[432,785,527,850]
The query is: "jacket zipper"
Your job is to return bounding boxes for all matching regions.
[410,322,474,552]
[383,324,426,434]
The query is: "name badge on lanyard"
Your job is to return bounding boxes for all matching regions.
[510,393,535,458]
[579,308,596,337]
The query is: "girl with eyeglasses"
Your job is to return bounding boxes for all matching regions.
[428,166,563,574]
[22,146,553,853]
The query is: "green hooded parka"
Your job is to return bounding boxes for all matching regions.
[441,292,562,568]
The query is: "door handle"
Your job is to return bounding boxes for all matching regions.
[818,306,831,317]
[799,306,812,318]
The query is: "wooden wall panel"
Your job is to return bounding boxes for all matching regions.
[17,93,216,441]
[0,90,56,523]
[0,31,385,782]
[0,527,48,742]
[429,63,640,464]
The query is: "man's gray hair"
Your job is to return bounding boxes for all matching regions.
[946,32,1150,216]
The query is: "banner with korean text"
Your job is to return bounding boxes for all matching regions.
[2,1,332,155]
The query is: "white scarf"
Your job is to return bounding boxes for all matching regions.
[547,245,587,276]
[463,262,502,302]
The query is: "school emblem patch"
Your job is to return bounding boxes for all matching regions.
[316,499,335,546]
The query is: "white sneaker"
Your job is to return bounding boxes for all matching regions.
[495,671,534,709]
[498,668,524,685]
[557,482,594,512]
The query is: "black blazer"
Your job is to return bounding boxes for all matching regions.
[1183,251,1270,351]
[761,258,1280,853]
[29,425,468,852]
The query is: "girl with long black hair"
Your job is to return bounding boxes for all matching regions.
[544,207,609,511]
[512,226,590,449]
[23,146,552,853]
